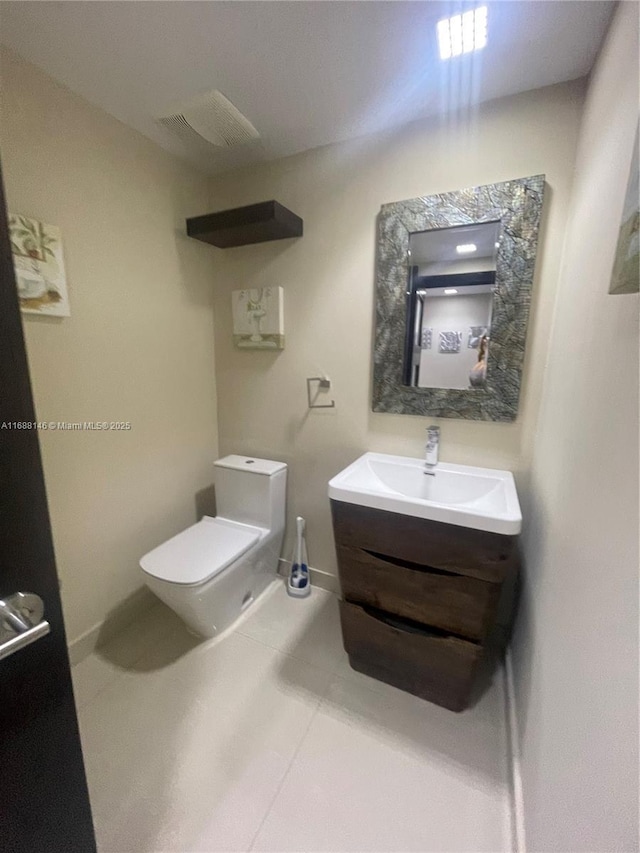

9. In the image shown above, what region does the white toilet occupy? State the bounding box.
[140,455,287,638]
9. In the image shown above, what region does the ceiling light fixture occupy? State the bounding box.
[444,288,458,295]
[437,6,487,60]
[456,243,477,254]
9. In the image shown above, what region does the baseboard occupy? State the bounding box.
[67,586,157,666]
[504,652,527,853]
[68,623,102,667]
[277,558,340,595]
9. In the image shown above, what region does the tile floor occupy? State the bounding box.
[73,582,512,853]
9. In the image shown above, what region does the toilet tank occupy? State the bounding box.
[213,455,287,533]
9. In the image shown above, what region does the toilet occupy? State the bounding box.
[140,455,287,638]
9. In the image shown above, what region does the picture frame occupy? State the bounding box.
[232,286,284,349]
[9,214,70,316]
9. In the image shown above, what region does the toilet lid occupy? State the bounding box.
[140,518,261,586]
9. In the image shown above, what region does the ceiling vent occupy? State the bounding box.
[157,90,259,149]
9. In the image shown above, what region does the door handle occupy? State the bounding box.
[0,592,50,661]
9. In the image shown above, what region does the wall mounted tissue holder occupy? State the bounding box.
[307,377,335,409]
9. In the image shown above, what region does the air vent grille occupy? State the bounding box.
[158,113,210,147]
[157,90,259,149]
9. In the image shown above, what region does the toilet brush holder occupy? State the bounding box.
[287,516,310,598]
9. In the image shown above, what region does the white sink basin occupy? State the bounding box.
[328,452,521,535]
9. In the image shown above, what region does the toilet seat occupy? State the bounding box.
[140,517,261,586]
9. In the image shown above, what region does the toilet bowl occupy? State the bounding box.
[140,455,287,638]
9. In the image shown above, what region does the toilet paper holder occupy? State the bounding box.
[307,377,335,409]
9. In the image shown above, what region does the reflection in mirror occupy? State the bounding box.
[404,222,502,390]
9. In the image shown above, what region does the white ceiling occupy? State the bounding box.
[0,1,614,175]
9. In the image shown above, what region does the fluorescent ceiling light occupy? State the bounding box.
[456,243,477,254]
[437,6,487,60]
[444,288,458,295]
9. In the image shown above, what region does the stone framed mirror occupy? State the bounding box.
[372,175,545,421]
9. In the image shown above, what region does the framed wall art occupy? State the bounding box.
[9,214,70,316]
[232,286,284,349]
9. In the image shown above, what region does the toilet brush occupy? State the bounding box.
[287,516,310,598]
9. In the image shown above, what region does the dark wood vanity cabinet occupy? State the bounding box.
[331,500,519,712]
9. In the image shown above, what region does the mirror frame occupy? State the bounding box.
[372,174,545,422]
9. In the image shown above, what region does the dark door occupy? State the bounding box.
[0,162,96,851]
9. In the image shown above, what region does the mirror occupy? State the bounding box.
[373,175,545,422]
[405,222,501,390]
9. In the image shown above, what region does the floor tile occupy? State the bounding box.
[79,625,331,852]
[251,706,510,853]
[71,601,184,709]
[237,582,345,674]
[87,728,290,853]
[76,585,512,853]
[322,662,509,788]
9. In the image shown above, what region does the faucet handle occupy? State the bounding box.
[424,425,439,473]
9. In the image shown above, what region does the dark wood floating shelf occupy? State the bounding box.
[186,200,303,248]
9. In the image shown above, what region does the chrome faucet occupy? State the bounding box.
[424,425,440,475]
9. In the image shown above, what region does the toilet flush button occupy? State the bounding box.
[245,460,255,464]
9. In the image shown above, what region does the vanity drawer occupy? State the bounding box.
[339,600,483,712]
[336,545,500,641]
[331,499,517,584]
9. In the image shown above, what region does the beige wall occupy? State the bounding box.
[208,80,584,573]
[512,4,639,850]
[0,48,219,647]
